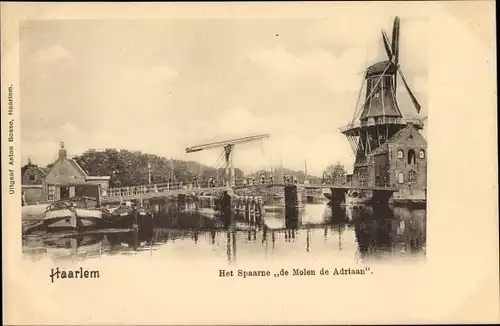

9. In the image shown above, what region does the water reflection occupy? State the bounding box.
[23,204,426,263]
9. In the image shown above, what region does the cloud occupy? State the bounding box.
[217,107,263,135]
[250,45,368,93]
[149,65,179,82]
[21,18,429,178]
[297,15,387,51]
[34,45,70,65]
[412,75,428,95]
[122,65,178,85]
[21,140,61,166]
[185,108,356,176]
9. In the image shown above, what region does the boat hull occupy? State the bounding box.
[103,207,154,230]
[103,212,136,229]
[44,208,103,232]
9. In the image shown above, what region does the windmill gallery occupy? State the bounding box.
[21,17,426,237]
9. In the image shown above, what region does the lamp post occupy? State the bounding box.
[148,161,152,184]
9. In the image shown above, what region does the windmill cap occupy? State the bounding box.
[366,60,397,78]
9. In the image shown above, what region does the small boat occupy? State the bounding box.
[103,203,136,228]
[103,202,154,229]
[43,197,103,232]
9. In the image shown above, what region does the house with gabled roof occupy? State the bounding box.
[43,142,111,201]
[22,143,110,205]
[21,158,49,205]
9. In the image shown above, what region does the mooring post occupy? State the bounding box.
[133,209,138,230]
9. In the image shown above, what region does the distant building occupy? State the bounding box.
[21,143,110,205]
[21,159,48,204]
[21,158,48,185]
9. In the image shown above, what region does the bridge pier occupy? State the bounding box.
[371,190,393,206]
[285,185,300,228]
[221,191,233,229]
[284,185,298,209]
[177,194,186,212]
[329,188,347,205]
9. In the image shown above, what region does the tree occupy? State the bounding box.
[322,162,347,185]
[72,148,246,188]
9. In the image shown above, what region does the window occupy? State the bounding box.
[398,172,404,184]
[408,170,417,183]
[407,149,416,164]
[397,150,404,159]
[419,149,425,159]
[47,184,55,201]
[28,174,36,182]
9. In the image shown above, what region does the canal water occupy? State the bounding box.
[22,204,426,264]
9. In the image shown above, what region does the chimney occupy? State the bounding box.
[59,142,67,160]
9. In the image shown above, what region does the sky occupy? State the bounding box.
[20,11,428,176]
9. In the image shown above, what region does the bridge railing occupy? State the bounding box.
[106,182,185,198]
[103,179,398,200]
[105,180,231,198]
[104,177,304,199]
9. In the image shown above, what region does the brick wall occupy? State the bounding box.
[388,137,427,191]
[22,187,45,204]
[374,153,390,186]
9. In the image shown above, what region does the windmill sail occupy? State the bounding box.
[381,17,421,114]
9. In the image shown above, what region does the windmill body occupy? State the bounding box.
[340,17,427,205]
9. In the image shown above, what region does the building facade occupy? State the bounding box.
[351,123,427,200]
[21,143,110,205]
[21,159,48,204]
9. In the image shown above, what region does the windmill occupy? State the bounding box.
[341,16,425,161]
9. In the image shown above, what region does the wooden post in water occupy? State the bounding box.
[133,209,138,230]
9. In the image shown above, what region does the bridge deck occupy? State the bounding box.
[101,180,398,204]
